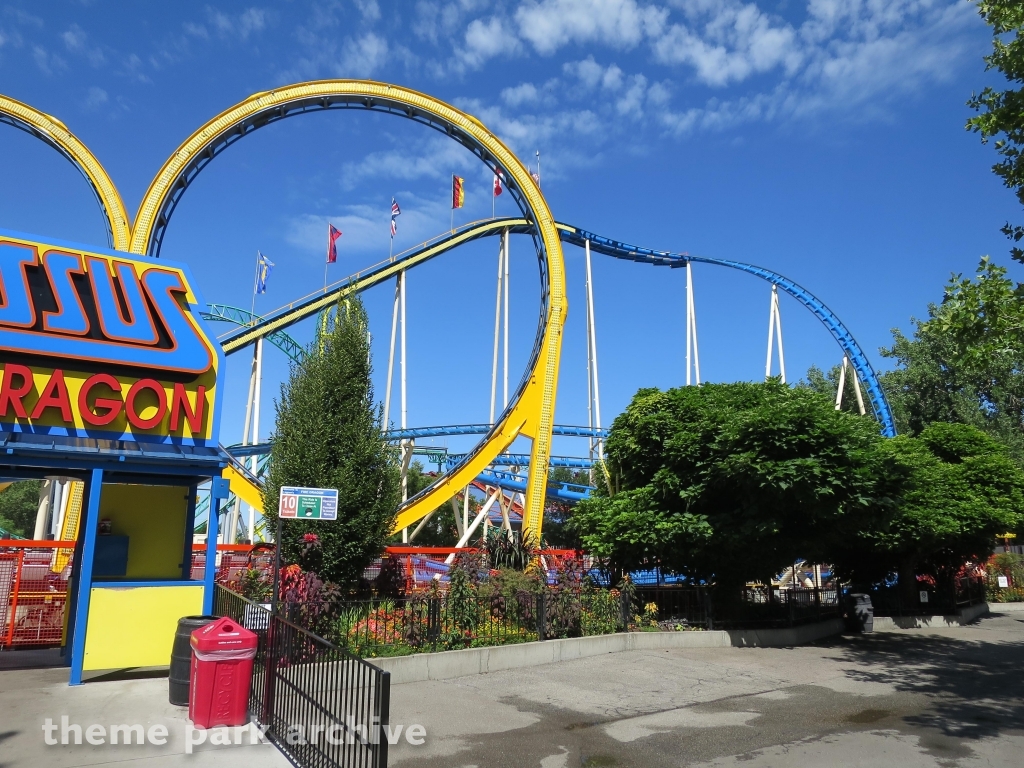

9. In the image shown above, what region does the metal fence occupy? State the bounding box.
[268,583,843,657]
[0,541,75,648]
[216,586,391,768]
[869,576,986,617]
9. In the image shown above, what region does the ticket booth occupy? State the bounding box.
[0,227,227,684]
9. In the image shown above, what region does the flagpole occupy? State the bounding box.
[250,251,259,324]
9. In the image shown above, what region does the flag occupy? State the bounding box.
[452,175,465,209]
[327,223,342,264]
[254,251,274,294]
[531,171,540,187]
[493,171,503,197]
[390,197,401,238]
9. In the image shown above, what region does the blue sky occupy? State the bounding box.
[0,0,1019,458]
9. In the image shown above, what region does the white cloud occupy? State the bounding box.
[564,56,626,90]
[340,32,389,77]
[84,86,108,110]
[460,16,521,68]
[654,3,802,87]
[502,82,540,106]
[616,74,648,117]
[516,0,668,55]
[32,45,66,75]
[206,6,267,41]
[353,0,382,22]
[62,23,106,66]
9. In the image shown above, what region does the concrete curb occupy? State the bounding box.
[373,619,845,685]
[989,601,1024,613]
[873,601,991,631]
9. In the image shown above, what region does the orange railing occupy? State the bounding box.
[0,541,75,648]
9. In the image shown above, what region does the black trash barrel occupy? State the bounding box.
[845,594,874,633]
[169,615,218,706]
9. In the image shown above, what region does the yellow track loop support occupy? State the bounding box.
[0,95,131,250]
[129,81,567,542]
[222,464,265,512]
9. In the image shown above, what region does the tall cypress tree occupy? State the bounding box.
[262,296,400,588]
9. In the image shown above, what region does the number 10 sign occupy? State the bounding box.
[278,486,339,520]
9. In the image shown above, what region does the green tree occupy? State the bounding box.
[262,297,400,588]
[570,382,899,589]
[880,258,1024,458]
[867,423,1024,597]
[0,481,42,538]
[968,1,1024,262]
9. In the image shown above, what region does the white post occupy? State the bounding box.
[835,356,848,410]
[686,262,701,385]
[765,287,777,380]
[33,479,54,541]
[446,489,502,561]
[409,509,436,542]
[400,269,410,542]
[851,361,867,416]
[462,484,470,535]
[248,337,263,543]
[774,287,786,384]
[503,229,510,409]
[490,237,504,423]
[383,276,400,431]
[585,239,604,461]
[451,497,465,538]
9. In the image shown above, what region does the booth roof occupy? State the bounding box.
[0,432,225,475]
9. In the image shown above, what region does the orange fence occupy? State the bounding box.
[0,541,270,650]
[0,541,75,649]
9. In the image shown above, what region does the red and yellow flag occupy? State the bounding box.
[452,174,465,209]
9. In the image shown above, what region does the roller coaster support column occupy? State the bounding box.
[503,229,510,409]
[584,239,604,466]
[765,284,786,383]
[400,269,410,542]
[685,262,702,386]
[250,337,264,542]
[835,356,867,415]
[490,233,505,424]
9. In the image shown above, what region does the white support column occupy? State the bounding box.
[835,356,848,410]
[765,285,786,383]
[851,361,867,416]
[33,479,54,541]
[451,497,465,538]
[248,337,263,543]
[685,262,701,385]
[447,489,502,561]
[501,228,509,409]
[409,508,435,542]
[585,239,604,462]
[383,276,400,431]
[399,270,410,542]
[462,484,470,535]
[490,237,504,424]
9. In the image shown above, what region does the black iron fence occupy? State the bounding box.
[268,584,842,657]
[216,586,391,768]
[869,576,986,617]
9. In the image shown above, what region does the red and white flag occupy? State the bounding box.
[327,223,342,263]
[493,171,503,197]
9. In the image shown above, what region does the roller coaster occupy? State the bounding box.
[0,81,895,551]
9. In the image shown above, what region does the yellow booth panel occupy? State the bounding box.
[100,484,189,579]
[83,585,203,671]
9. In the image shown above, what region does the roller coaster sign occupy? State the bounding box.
[0,228,223,446]
[278,487,338,520]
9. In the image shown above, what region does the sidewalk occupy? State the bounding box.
[0,661,290,767]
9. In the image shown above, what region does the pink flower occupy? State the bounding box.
[303,533,320,544]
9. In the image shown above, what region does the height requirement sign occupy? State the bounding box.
[278,487,338,520]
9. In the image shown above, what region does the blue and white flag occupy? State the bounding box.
[254,251,275,294]
[390,198,401,238]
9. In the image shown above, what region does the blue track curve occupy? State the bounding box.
[557,225,896,437]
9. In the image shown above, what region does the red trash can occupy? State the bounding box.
[188,616,258,728]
